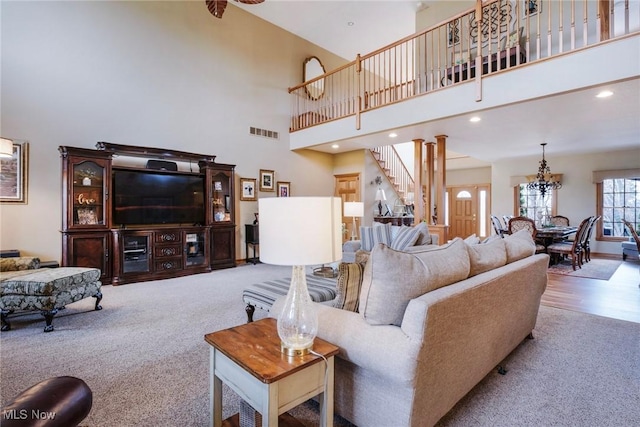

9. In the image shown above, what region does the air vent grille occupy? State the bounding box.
[249,127,279,140]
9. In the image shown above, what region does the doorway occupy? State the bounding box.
[334,173,361,243]
[447,184,490,240]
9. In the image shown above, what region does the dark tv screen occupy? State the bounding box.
[112,169,205,226]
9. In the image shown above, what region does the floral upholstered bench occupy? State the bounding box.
[0,257,102,332]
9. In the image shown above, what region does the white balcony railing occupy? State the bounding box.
[289,0,639,132]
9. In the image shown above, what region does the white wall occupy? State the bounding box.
[0,1,346,261]
[492,147,640,255]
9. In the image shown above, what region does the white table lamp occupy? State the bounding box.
[344,201,364,241]
[259,197,342,356]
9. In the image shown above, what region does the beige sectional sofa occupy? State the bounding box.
[273,230,549,427]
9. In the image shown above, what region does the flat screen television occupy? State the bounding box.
[112,168,205,226]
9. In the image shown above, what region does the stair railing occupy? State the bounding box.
[370,146,414,207]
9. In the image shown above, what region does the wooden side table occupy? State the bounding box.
[204,318,340,427]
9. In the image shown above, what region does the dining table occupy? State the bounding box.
[535,226,579,250]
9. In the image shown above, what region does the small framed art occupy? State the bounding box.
[240,178,257,201]
[276,181,290,197]
[0,141,29,204]
[259,169,274,192]
[524,0,540,16]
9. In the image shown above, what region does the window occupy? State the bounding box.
[517,184,556,227]
[598,178,640,240]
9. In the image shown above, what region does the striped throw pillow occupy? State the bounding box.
[360,223,392,251]
[390,226,421,250]
[333,262,365,312]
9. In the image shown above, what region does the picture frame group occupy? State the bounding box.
[241,169,291,202]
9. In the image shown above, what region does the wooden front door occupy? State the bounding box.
[449,186,478,240]
[335,173,360,243]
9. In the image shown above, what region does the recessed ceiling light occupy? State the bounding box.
[331,144,339,149]
[469,116,481,122]
[347,22,354,26]
[389,133,398,138]
[596,90,613,98]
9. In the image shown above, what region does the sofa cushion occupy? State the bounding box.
[413,221,433,245]
[504,229,536,263]
[390,226,422,250]
[463,233,481,245]
[333,262,365,312]
[360,223,392,251]
[359,238,470,326]
[466,237,507,276]
[0,257,40,272]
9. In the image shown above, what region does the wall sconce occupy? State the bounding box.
[371,176,382,186]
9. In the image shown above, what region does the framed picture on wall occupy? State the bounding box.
[240,178,257,201]
[276,181,290,197]
[259,169,275,192]
[0,141,29,204]
[524,0,540,16]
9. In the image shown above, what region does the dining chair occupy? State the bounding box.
[491,215,506,237]
[546,217,591,270]
[581,216,600,263]
[549,215,570,226]
[502,215,514,230]
[622,219,640,288]
[507,216,546,253]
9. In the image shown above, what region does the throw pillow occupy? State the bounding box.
[413,221,432,246]
[390,226,421,250]
[0,257,40,272]
[359,238,470,326]
[360,222,392,251]
[333,262,365,312]
[463,233,481,245]
[466,238,507,277]
[504,229,536,263]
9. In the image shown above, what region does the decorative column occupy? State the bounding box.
[428,135,449,243]
[412,139,425,222]
[425,142,435,224]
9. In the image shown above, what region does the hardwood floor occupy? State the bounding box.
[541,256,640,323]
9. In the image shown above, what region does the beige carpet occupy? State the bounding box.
[1,263,638,426]
[547,258,622,280]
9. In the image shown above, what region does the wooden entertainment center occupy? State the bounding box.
[59,143,236,285]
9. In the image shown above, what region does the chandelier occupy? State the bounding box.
[527,143,561,198]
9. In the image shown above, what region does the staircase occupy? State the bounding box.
[370,146,414,205]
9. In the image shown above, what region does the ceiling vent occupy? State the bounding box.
[250,127,279,140]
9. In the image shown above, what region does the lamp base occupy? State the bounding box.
[280,342,312,357]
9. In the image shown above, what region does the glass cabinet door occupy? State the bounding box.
[185,231,206,267]
[72,160,106,227]
[211,171,233,224]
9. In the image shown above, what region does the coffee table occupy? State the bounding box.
[204,318,340,427]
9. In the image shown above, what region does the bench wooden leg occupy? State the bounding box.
[1,309,13,331]
[41,308,59,332]
[245,303,255,323]
[94,291,103,310]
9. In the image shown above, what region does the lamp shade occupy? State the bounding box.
[259,197,342,266]
[375,189,386,201]
[0,138,13,159]
[344,201,364,218]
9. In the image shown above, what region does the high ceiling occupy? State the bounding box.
[230,1,639,167]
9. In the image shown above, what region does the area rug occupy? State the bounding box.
[546,258,622,280]
[1,264,638,426]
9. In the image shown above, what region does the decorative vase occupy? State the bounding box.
[82,177,91,186]
[277,265,318,356]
